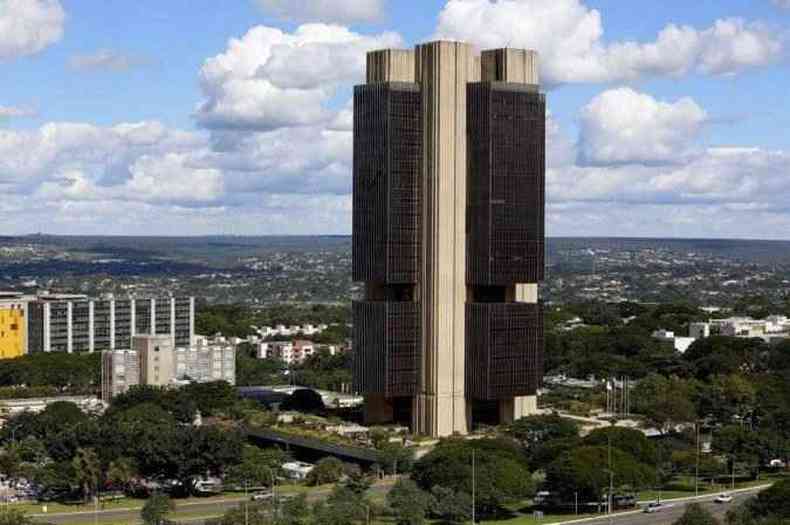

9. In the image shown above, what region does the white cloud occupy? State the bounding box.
[0,0,65,60]
[435,0,783,85]
[68,49,149,72]
[196,24,401,130]
[254,0,385,24]
[578,88,707,165]
[0,105,35,118]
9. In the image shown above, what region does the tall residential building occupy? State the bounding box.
[102,335,236,400]
[353,43,545,437]
[101,349,140,402]
[0,293,26,359]
[27,296,194,353]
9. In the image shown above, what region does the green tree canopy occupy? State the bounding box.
[545,445,656,503]
[412,438,534,516]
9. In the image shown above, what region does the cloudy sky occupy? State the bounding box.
[1,0,789,238]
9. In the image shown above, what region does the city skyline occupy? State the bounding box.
[1,0,789,238]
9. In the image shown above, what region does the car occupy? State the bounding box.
[644,502,668,513]
[251,491,274,501]
[715,493,733,504]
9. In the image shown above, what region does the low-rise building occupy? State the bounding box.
[101,334,236,400]
[256,340,315,365]
[281,461,314,481]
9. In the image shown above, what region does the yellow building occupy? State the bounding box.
[0,303,25,359]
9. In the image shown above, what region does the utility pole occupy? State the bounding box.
[608,434,614,524]
[731,456,736,491]
[472,449,476,525]
[244,480,249,525]
[695,422,700,497]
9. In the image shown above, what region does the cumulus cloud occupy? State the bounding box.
[578,88,707,165]
[435,0,783,85]
[195,24,401,130]
[0,0,65,60]
[254,0,385,24]
[68,49,149,72]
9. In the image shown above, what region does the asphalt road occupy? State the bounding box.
[31,482,395,524]
[577,490,760,525]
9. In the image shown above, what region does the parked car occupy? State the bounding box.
[715,493,733,504]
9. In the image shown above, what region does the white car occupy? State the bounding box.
[251,491,274,501]
[644,502,668,513]
[715,493,733,504]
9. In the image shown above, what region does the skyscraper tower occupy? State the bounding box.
[353,42,545,437]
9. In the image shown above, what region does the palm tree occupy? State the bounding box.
[72,448,101,503]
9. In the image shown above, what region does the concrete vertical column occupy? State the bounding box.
[88,301,95,353]
[130,299,136,337]
[483,48,542,423]
[109,300,116,350]
[66,302,73,354]
[366,49,415,83]
[189,297,195,346]
[413,41,472,437]
[43,303,51,353]
[170,298,176,346]
[150,299,156,335]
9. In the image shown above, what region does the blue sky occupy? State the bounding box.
[1,0,789,238]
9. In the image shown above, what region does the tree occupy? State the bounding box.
[387,479,433,525]
[107,457,137,494]
[312,485,374,525]
[545,446,655,503]
[582,427,657,466]
[180,381,238,417]
[305,457,345,486]
[412,439,534,516]
[674,503,720,525]
[430,486,472,524]
[225,446,285,489]
[377,444,415,475]
[141,493,174,525]
[509,414,579,446]
[632,374,697,433]
[72,448,101,502]
[699,374,757,425]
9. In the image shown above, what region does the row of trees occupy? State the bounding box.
[0,382,285,501]
[195,303,350,340]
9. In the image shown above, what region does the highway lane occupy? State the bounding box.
[574,490,760,525]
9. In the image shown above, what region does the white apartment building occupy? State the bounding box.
[27,295,194,353]
[256,340,315,365]
[101,335,236,400]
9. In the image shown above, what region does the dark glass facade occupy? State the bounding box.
[353,81,423,398]
[467,82,545,285]
[352,82,422,284]
[353,301,420,397]
[465,302,543,400]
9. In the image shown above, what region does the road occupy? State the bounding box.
[575,489,761,525]
[31,481,395,524]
